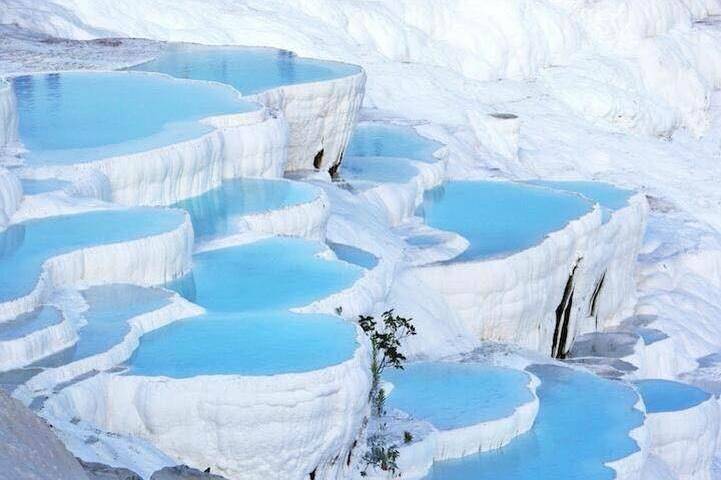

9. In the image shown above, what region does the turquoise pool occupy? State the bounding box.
[174,178,317,241]
[423,365,644,480]
[13,71,255,166]
[128,237,363,378]
[346,123,442,163]
[0,208,186,303]
[635,379,711,413]
[341,155,419,186]
[20,179,71,195]
[527,181,633,222]
[385,362,534,430]
[419,181,593,262]
[0,307,63,342]
[128,45,360,95]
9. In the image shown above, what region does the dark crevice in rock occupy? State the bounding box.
[552,262,579,359]
[328,148,343,178]
[309,467,317,480]
[590,271,606,329]
[313,148,324,169]
[347,439,357,466]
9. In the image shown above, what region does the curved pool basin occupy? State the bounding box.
[128,45,361,95]
[12,71,255,166]
[341,155,419,187]
[0,306,62,341]
[385,362,534,430]
[129,311,357,378]
[173,178,318,240]
[20,178,71,195]
[346,123,442,163]
[419,181,593,262]
[635,379,711,413]
[527,180,633,222]
[328,242,378,270]
[128,237,363,378]
[179,238,362,312]
[423,364,644,480]
[0,208,187,303]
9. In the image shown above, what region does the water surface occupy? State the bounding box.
[635,379,710,413]
[346,123,442,163]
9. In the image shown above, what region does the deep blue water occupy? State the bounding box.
[128,45,360,95]
[419,181,593,261]
[13,71,254,165]
[635,379,711,413]
[423,365,644,480]
[385,362,534,430]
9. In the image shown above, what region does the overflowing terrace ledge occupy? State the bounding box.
[634,380,719,480]
[176,177,330,246]
[0,167,21,229]
[8,71,287,207]
[128,44,366,174]
[414,181,648,357]
[42,238,374,480]
[0,79,19,155]
[370,362,540,480]
[0,207,193,322]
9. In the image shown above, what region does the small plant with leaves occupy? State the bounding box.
[358,309,416,477]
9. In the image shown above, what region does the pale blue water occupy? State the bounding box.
[328,242,378,270]
[0,208,186,303]
[423,365,644,480]
[385,362,533,430]
[128,45,360,95]
[342,156,419,186]
[419,181,593,261]
[179,238,362,312]
[65,285,173,361]
[527,181,633,212]
[635,379,711,413]
[20,178,71,195]
[13,72,254,165]
[130,311,356,377]
[0,307,62,341]
[636,328,668,345]
[174,178,317,240]
[346,123,442,163]
[128,237,363,377]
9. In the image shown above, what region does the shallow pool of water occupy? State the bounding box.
[128,237,363,377]
[635,379,710,413]
[20,178,71,195]
[128,45,360,95]
[129,311,357,377]
[0,208,186,303]
[419,181,593,262]
[13,72,254,165]
[423,365,643,480]
[328,242,378,270]
[385,362,533,430]
[173,178,317,240]
[346,123,442,163]
[527,181,633,222]
[0,307,62,341]
[341,156,419,186]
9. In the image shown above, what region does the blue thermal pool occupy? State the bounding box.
[128,237,363,378]
[20,178,71,195]
[635,379,711,413]
[128,45,360,95]
[0,306,62,342]
[13,71,254,166]
[341,156,419,187]
[419,181,593,262]
[384,362,534,430]
[423,365,644,480]
[328,242,378,270]
[0,208,186,303]
[527,180,633,222]
[346,123,442,163]
[174,178,318,241]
